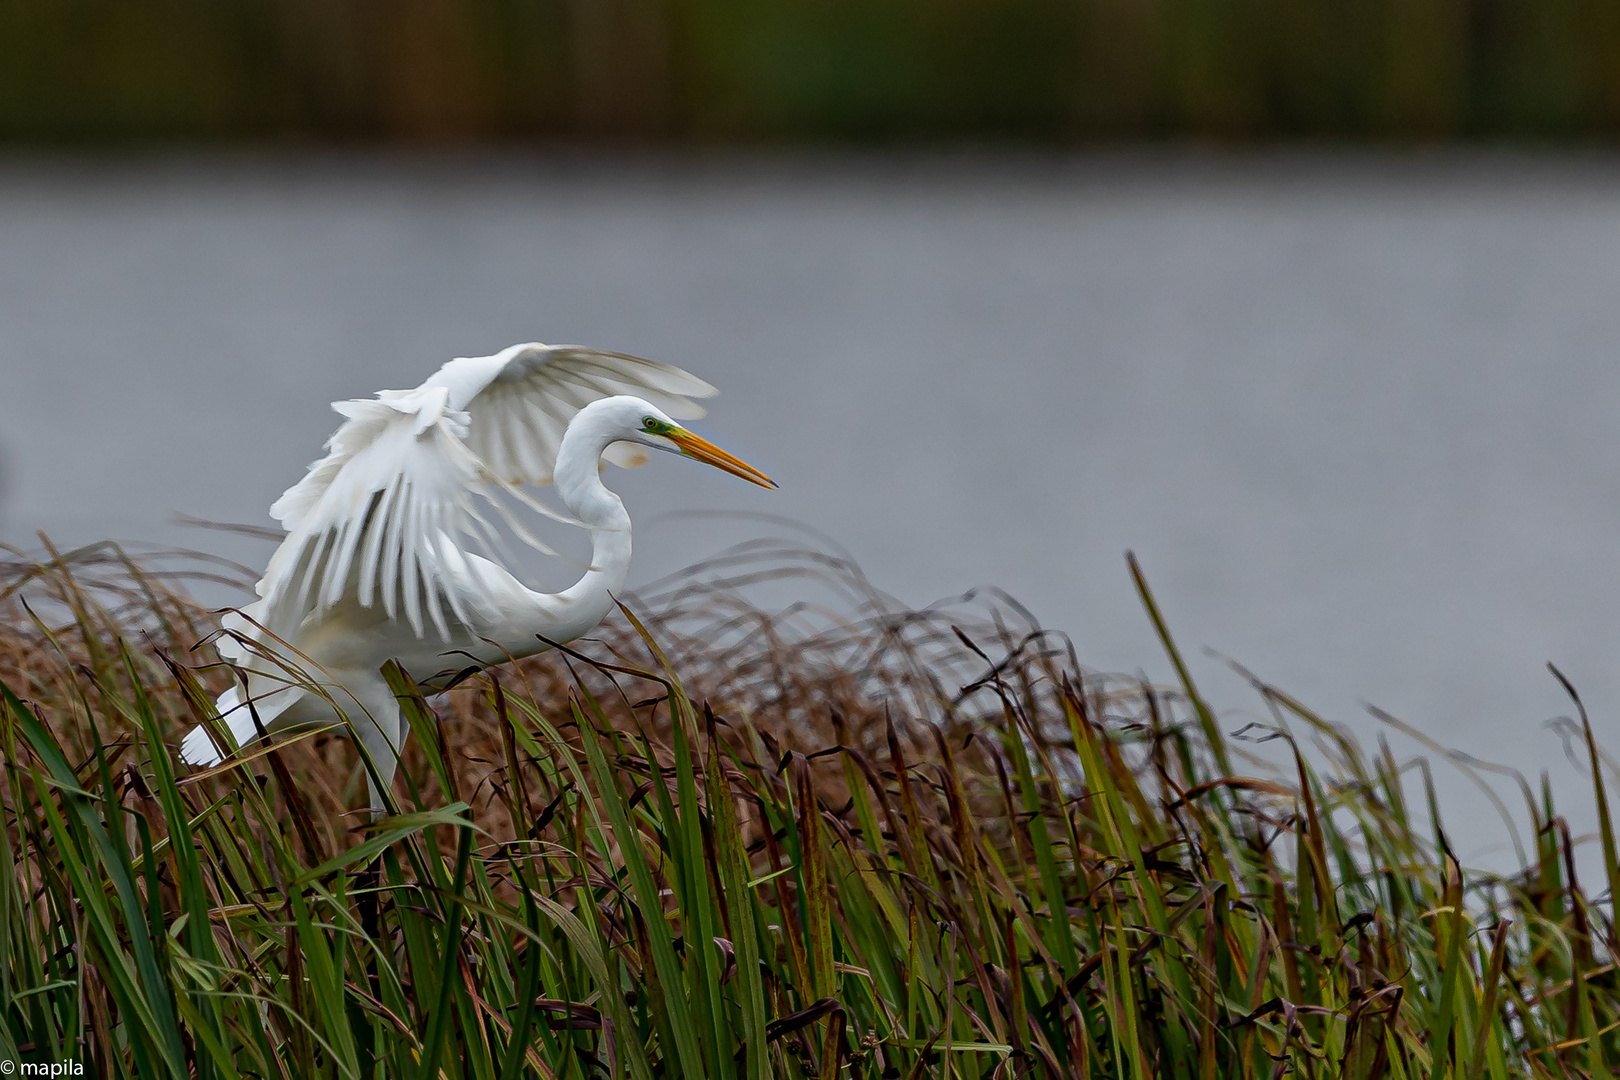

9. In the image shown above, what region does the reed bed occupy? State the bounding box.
[2,537,1618,1078]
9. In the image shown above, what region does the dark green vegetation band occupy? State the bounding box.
[4,0,1620,142]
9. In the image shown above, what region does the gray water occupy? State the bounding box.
[5,149,1620,866]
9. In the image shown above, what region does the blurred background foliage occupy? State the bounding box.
[4,0,1620,144]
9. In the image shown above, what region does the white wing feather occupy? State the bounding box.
[235,344,716,652]
[457,346,715,485]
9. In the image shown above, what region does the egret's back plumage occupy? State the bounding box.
[178,343,755,811]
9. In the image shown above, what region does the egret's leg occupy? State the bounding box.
[339,672,406,816]
[339,672,396,1080]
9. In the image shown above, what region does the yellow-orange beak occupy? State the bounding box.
[668,428,776,489]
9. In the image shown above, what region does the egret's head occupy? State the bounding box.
[611,398,776,489]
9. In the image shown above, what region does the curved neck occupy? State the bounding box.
[552,409,633,604]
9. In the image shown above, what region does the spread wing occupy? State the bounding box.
[446,345,715,484]
[228,343,717,655]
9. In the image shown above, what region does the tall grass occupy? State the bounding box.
[3,0,1620,143]
[3,537,1620,1077]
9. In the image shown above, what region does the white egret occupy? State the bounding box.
[178,342,773,811]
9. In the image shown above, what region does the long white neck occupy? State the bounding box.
[550,407,634,611]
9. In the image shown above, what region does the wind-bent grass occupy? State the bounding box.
[3,538,1619,1078]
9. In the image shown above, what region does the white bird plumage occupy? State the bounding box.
[179,342,773,812]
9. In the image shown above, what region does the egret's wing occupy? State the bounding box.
[245,342,717,647]
[252,383,544,647]
[448,344,717,486]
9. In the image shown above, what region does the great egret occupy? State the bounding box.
[178,342,773,811]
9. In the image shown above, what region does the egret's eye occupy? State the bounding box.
[642,416,663,434]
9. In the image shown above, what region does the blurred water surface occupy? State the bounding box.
[4,149,1620,863]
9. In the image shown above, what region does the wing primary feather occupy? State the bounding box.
[413,499,436,636]
[423,505,451,641]
[464,495,526,582]
[481,487,589,569]
[357,476,401,609]
[501,389,531,482]
[563,368,705,419]
[543,378,598,414]
[290,530,333,627]
[493,477,582,530]
[474,385,508,480]
[438,533,475,627]
[498,397,529,483]
[553,348,718,399]
[321,511,361,610]
[401,496,425,637]
[564,369,647,402]
[522,406,563,484]
[379,479,407,622]
[509,400,545,483]
[463,498,512,573]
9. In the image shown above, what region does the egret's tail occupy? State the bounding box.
[178,683,302,767]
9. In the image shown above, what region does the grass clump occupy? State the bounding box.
[2,538,1620,1078]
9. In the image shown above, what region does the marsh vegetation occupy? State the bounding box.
[2,539,1618,1077]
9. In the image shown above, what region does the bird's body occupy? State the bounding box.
[179,343,772,811]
